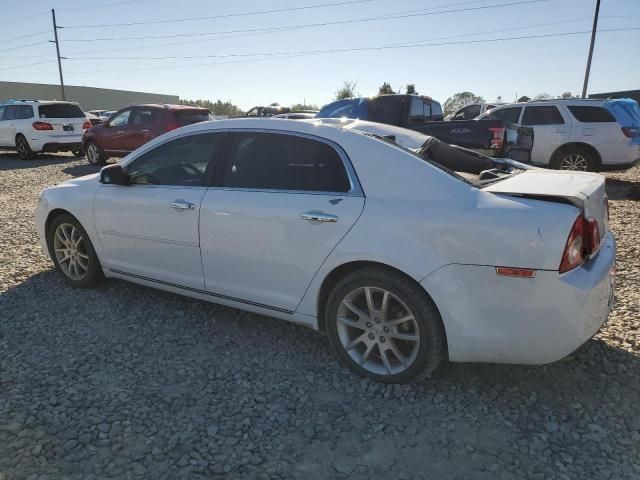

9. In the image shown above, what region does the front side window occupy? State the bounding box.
[522,106,564,125]
[109,109,131,127]
[453,104,481,120]
[222,132,351,193]
[430,101,443,119]
[568,106,616,123]
[409,97,425,122]
[126,133,223,186]
[484,106,522,124]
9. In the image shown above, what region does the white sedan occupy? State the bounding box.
[35,118,616,383]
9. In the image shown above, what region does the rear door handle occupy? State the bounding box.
[300,211,338,223]
[169,199,195,210]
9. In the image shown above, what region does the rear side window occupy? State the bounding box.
[131,108,161,125]
[522,106,564,125]
[568,106,616,122]
[38,104,85,118]
[369,96,403,126]
[409,97,432,122]
[12,105,34,119]
[222,132,351,193]
[453,104,481,120]
[127,133,223,186]
[174,110,213,126]
[484,106,522,123]
[317,98,368,119]
[2,105,17,120]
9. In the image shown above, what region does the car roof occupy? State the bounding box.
[2,99,80,106]
[127,103,210,110]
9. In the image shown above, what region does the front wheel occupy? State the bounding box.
[16,135,35,160]
[86,141,105,166]
[47,214,104,288]
[325,268,446,384]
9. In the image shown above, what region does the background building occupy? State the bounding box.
[0,81,179,110]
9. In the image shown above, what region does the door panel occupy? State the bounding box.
[200,190,364,311]
[101,109,132,153]
[522,106,569,165]
[94,185,206,288]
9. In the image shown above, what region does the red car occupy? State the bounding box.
[83,104,213,165]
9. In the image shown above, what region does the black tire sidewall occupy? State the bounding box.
[47,214,104,288]
[325,269,443,384]
[16,135,33,160]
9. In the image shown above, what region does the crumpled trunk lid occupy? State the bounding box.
[483,170,608,239]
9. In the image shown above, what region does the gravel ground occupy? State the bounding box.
[1,152,639,480]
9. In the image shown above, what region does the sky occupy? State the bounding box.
[1,0,639,110]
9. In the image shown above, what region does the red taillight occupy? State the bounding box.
[82,120,92,130]
[559,215,601,273]
[32,121,53,131]
[489,127,505,150]
[166,121,180,132]
[621,126,640,138]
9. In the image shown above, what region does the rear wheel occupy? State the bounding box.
[325,267,446,384]
[47,214,104,288]
[552,147,596,172]
[86,141,105,166]
[16,135,35,160]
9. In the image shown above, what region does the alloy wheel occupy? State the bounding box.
[87,144,100,164]
[17,139,27,158]
[560,153,589,171]
[336,286,421,376]
[53,223,89,280]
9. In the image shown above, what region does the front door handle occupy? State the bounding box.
[300,211,338,223]
[169,199,195,210]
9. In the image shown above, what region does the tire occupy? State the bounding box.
[86,140,106,166]
[16,135,35,160]
[47,213,104,288]
[325,267,446,384]
[551,146,596,172]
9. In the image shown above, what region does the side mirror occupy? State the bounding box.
[100,164,129,186]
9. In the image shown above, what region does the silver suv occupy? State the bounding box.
[0,100,89,160]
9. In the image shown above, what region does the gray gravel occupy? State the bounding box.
[1,152,639,480]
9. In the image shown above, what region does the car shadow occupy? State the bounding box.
[605,178,640,201]
[0,152,81,171]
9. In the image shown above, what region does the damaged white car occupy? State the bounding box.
[36,118,615,383]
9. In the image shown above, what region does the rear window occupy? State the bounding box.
[522,106,564,125]
[568,106,615,122]
[38,104,85,118]
[317,98,368,119]
[174,109,212,126]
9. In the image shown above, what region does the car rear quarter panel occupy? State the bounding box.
[296,136,581,320]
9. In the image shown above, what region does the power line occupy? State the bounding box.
[62,0,545,42]
[62,0,377,29]
[0,41,49,54]
[2,30,50,43]
[66,26,639,74]
[1,60,56,72]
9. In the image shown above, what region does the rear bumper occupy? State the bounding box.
[29,134,83,152]
[421,231,616,364]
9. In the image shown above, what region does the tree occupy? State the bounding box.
[180,98,243,117]
[406,83,417,95]
[335,81,357,100]
[291,103,319,112]
[517,96,531,102]
[496,96,502,103]
[378,82,395,95]
[533,93,552,101]
[561,91,573,99]
[442,92,485,116]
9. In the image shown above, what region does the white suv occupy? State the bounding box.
[0,100,90,160]
[477,98,640,171]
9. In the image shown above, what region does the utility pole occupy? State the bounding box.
[50,9,66,100]
[581,0,600,99]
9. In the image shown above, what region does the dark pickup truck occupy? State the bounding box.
[316,94,533,162]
